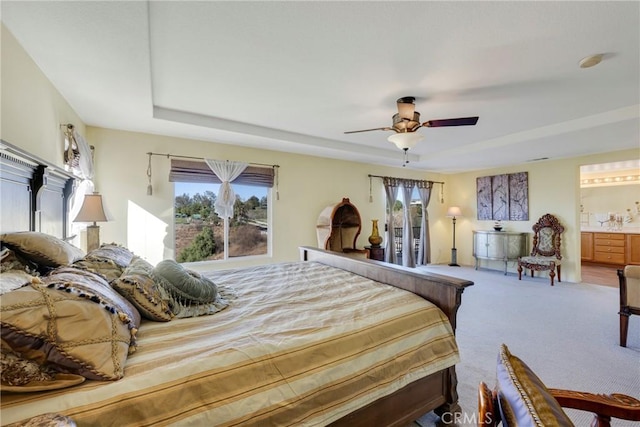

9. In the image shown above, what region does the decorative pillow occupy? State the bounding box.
[71,257,123,283]
[152,259,229,318]
[0,232,84,268]
[112,257,174,322]
[153,259,218,303]
[496,344,574,427]
[0,271,39,295]
[72,244,135,283]
[5,413,77,427]
[0,267,140,381]
[1,247,40,275]
[86,244,135,269]
[1,346,57,386]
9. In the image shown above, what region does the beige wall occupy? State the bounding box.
[86,127,445,267]
[3,22,639,282]
[1,24,85,163]
[581,185,640,227]
[445,148,639,282]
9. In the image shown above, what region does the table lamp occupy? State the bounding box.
[73,192,108,251]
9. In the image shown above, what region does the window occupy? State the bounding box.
[170,159,274,262]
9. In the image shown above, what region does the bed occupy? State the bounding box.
[0,140,473,426]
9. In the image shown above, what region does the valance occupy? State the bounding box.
[169,159,275,187]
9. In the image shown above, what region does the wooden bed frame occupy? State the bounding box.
[0,140,474,426]
[301,247,473,426]
[0,140,75,239]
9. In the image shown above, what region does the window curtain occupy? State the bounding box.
[64,129,95,245]
[204,160,248,218]
[401,180,416,268]
[416,181,433,265]
[383,177,400,264]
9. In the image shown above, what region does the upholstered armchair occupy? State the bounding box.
[478,344,640,427]
[517,213,564,286]
[618,265,640,347]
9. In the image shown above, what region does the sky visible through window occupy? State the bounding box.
[174,182,265,200]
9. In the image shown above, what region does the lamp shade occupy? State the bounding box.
[73,193,108,224]
[446,206,462,218]
[387,132,423,150]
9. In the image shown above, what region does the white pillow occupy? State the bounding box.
[0,270,37,295]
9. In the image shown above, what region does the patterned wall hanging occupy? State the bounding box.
[477,172,529,220]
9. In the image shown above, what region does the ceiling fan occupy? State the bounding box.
[345,96,479,164]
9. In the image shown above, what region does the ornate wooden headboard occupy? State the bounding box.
[0,140,75,239]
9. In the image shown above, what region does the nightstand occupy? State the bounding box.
[365,246,385,261]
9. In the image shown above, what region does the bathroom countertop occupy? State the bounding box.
[580,227,640,234]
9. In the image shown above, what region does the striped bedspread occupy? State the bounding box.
[1,262,459,426]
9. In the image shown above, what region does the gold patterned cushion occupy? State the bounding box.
[85,244,135,268]
[1,232,84,268]
[112,257,173,322]
[496,344,574,426]
[0,267,140,380]
[72,244,136,283]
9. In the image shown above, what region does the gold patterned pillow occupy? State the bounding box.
[1,267,140,380]
[496,344,574,426]
[1,232,84,268]
[112,257,174,322]
[85,244,135,268]
[72,244,136,283]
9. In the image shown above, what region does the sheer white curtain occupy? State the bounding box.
[66,130,95,245]
[401,180,416,268]
[204,160,248,218]
[383,177,400,264]
[416,182,433,265]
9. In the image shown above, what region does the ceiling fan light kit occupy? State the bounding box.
[388,132,423,150]
[344,96,479,164]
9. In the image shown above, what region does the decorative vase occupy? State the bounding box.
[368,219,383,247]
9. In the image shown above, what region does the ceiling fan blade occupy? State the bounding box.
[344,127,392,134]
[422,116,479,128]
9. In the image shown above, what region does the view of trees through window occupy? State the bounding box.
[387,189,423,262]
[389,188,423,228]
[174,182,268,262]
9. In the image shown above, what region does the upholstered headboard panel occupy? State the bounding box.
[0,140,75,238]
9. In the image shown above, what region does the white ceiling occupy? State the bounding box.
[2,1,639,173]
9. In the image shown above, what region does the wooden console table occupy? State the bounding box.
[473,231,528,275]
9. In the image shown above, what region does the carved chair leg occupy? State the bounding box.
[557,265,562,282]
[530,269,534,278]
[620,311,629,347]
[518,264,523,280]
[549,269,555,286]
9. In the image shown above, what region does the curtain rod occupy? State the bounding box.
[147,151,279,169]
[368,174,444,185]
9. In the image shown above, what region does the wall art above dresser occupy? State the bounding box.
[477,172,529,221]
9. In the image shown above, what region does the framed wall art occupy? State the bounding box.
[476,172,529,221]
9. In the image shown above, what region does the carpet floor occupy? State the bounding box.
[411,264,640,427]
